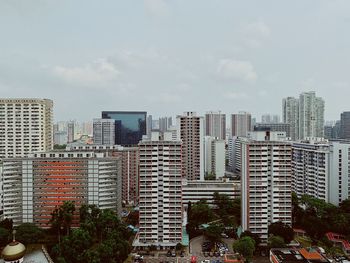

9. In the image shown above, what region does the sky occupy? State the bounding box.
[1,0,350,122]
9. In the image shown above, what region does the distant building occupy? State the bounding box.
[177,112,204,181]
[159,116,173,132]
[340,111,350,139]
[146,115,152,138]
[270,248,330,263]
[282,96,299,140]
[204,136,225,179]
[67,121,75,143]
[261,114,280,123]
[241,131,291,242]
[101,111,147,146]
[93,118,115,145]
[205,111,226,140]
[231,112,251,137]
[1,151,122,227]
[136,132,182,248]
[254,122,290,138]
[0,98,53,159]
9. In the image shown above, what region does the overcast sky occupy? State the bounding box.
[1,0,350,122]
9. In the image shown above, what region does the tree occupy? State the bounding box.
[15,223,44,245]
[60,228,92,263]
[268,235,285,248]
[176,243,183,251]
[241,231,261,247]
[61,201,76,235]
[232,236,255,262]
[0,227,10,247]
[205,223,224,242]
[190,200,215,225]
[268,222,294,244]
[0,218,13,231]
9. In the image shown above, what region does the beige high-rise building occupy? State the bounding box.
[205,111,226,140]
[176,112,204,181]
[0,98,53,159]
[231,112,252,137]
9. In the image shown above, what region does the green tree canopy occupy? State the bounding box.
[268,221,294,244]
[232,236,255,262]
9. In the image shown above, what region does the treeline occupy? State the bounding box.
[50,202,133,263]
[293,193,350,240]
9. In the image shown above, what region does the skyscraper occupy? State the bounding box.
[282,92,325,140]
[101,111,147,146]
[205,111,226,140]
[93,118,115,145]
[177,112,204,181]
[340,112,350,139]
[241,131,292,242]
[204,136,225,179]
[136,132,182,248]
[231,112,252,137]
[159,116,173,132]
[299,91,325,139]
[261,114,280,123]
[282,97,299,140]
[0,98,53,159]
[67,121,75,143]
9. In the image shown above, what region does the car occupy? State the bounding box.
[204,251,209,257]
[209,251,214,257]
[221,233,228,238]
[180,251,185,257]
[171,250,176,257]
[201,260,210,263]
[214,251,220,257]
[166,250,172,257]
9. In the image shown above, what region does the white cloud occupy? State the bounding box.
[241,21,271,48]
[217,59,257,83]
[53,59,121,86]
[144,0,169,17]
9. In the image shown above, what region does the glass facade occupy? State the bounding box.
[102,111,147,146]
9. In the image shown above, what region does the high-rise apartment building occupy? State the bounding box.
[204,136,225,179]
[0,98,53,159]
[93,118,115,145]
[340,112,350,139]
[292,139,350,206]
[231,112,252,137]
[136,132,182,248]
[146,115,153,138]
[159,117,173,132]
[205,111,226,140]
[1,151,121,227]
[299,91,325,139]
[283,92,325,140]
[241,131,292,242]
[67,144,139,205]
[176,112,204,181]
[101,111,147,146]
[282,97,299,140]
[67,121,75,143]
[261,114,280,123]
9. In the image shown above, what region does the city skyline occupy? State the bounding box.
[1,1,350,121]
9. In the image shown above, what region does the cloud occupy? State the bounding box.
[225,91,248,100]
[217,59,257,83]
[241,21,271,48]
[53,59,121,86]
[144,0,169,18]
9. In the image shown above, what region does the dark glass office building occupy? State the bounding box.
[102,111,147,146]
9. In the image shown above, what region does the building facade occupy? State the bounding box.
[205,111,226,140]
[254,122,291,138]
[0,98,53,159]
[292,139,350,206]
[1,151,121,227]
[204,136,225,179]
[93,118,115,145]
[176,112,204,181]
[101,111,147,146]
[136,132,182,248]
[231,112,252,137]
[241,131,292,242]
[340,111,350,139]
[282,96,299,140]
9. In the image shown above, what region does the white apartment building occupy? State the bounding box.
[205,111,226,140]
[136,132,182,248]
[241,131,292,242]
[1,151,121,226]
[176,112,204,181]
[282,92,324,140]
[182,179,240,206]
[204,136,225,179]
[93,118,115,145]
[282,97,299,140]
[231,112,252,137]
[292,139,350,206]
[299,92,325,139]
[0,98,53,159]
